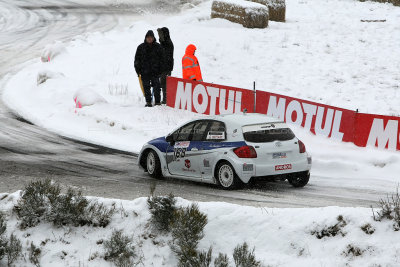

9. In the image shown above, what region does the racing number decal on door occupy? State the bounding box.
[174,147,186,160]
[173,141,190,161]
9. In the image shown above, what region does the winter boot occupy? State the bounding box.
[145,102,152,107]
[154,102,161,106]
[161,100,167,105]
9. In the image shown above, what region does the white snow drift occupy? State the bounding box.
[1,191,400,267]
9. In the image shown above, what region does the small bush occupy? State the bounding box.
[342,244,364,258]
[14,179,114,228]
[6,234,22,266]
[233,242,261,267]
[0,213,7,260]
[214,253,230,267]
[311,215,347,239]
[14,179,60,229]
[47,187,89,227]
[360,223,375,235]
[147,193,177,233]
[198,246,212,267]
[373,189,400,230]
[86,201,115,228]
[29,242,41,267]
[170,204,208,267]
[104,230,136,267]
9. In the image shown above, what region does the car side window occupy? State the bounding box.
[176,122,196,141]
[205,121,226,142]
[192,121,209,141]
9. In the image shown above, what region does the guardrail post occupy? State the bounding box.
[253,81,256,113]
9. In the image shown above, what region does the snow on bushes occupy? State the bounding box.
[4,180,400,266]
[40,42,66,62]
[211,0,269,28]
[36,70,64,85]
[73,88,107,107]
[40,41,66,62]
[14,179,115,229]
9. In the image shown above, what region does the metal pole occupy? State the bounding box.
[253,81,256,113]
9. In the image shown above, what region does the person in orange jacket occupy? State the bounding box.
[182,44,203,82]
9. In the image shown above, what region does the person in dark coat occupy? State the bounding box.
[134,30,164,107]
[157,27,174,104]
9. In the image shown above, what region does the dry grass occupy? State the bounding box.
[211,0,269,28]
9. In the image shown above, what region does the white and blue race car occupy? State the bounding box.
[138,114,312,189]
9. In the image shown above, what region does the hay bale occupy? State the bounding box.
[246,0,285,22]
[211,0,269,29]
[359,0,400,7]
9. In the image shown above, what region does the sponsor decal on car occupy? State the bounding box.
[272,152,287,159]
[203,159,210,168]
[175,141,190,148]
[243,163,253,172]
[185,159,191,169]
[275,164,292,171]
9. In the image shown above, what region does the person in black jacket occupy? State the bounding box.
[157,27,174,104]
[134,30,164,107]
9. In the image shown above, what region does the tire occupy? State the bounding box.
[215,161,242,190]
[146,150,162,179]
[288,171,310,188]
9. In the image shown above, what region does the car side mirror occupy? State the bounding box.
[166,134,174,144]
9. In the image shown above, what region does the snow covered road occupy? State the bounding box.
[0,0,397,208]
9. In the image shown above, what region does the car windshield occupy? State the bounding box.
[242,123,295,143]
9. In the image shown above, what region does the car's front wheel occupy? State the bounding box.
[146,150,162,179]
[288,171,310,187]
[215,161,242,190]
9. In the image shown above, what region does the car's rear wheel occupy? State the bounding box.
[215,161,242,190]
[288,171,310,187]
[146,150,162,179]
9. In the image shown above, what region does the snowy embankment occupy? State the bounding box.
[2,0,400,189]
[1,189,400,267]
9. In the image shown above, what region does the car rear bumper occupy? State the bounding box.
[229,152,311,184]
[254,155,311,177]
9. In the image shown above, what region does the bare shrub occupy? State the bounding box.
[147,193,177,233]
[14,179,60,229]
[233,242,261,267]
[214,253,230,267]
[342,244,364,258]
[104,230,137,267]
[6,234,22,266]
[372,188,400,230]
[29,242,41,267]
[198,246,212,267]
[0,213,7,260]
[311,215,347,239]
[360,223,375,235]
[170,204,208,267]
[14,179,114,228]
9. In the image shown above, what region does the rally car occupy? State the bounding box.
[138,113,312,189]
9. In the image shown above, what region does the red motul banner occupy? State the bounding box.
[166,77,254,115]
[166,77,400,151]
[255,90,356,143]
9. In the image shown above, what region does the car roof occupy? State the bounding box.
[209,113,283,127]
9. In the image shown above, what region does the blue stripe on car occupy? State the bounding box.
[148,137,246,153]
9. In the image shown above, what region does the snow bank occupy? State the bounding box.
[0,191,399,266]
[73,88,107,107]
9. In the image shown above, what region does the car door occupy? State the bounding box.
[166,121,207,178]
[198,120,227,181]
